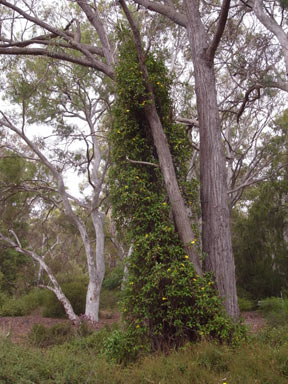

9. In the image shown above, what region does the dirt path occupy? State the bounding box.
[0,313,120,344]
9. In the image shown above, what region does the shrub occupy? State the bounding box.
[258,296,288,326]
[102,328,146,365]
[102,266,123,290]
[256,325,288,347]
[0,291,8,308]
[28,323,74,347]
[238,297,255,312]
[100,288,120,313]
[0,289,47,316]
[42,281,86,318]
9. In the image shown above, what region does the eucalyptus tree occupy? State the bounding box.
[0,2,203,279]
[0,58,110,322]
[0,0,250,318]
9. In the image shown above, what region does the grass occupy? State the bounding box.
[1,325,288,383]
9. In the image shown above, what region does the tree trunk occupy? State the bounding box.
[85,210,105,322]
[184,0,239,318]
[144,105,202,275]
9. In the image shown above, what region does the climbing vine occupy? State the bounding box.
[109,35,245,354]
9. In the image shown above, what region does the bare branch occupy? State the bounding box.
[0,47,113,77]
[126,155,159,167]
[207,0,231,62]
[132,0,187,27]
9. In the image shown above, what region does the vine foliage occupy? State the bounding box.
[108,36,245,356]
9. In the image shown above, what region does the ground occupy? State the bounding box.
[0,311,265,344]
[0,313,121,344]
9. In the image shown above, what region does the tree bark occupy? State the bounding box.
[184,0,239,318]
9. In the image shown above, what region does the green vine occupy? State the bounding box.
[108,36,245,354]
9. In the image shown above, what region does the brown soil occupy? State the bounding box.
[0,313,121,344]
[0,311,264,345]
[242,311,266,332]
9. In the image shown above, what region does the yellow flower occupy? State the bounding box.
[117,130,121,134]
[126,109,130,112]
[162,297,167,301]
[190,239,196,245]
[130,282,134,285]
[201,287,205,290]
[156,81,160,85]
[136,324,140,328]
[167,268,171,272]
[181,263,184,267]
[123,308,127,312]
[193,278,197,281]
[145,234,149,238]
[162,202,167,206]
[184,255,189,259]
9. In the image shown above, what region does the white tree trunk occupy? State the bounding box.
[0,231,79,323]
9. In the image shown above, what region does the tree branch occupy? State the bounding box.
[207,0,231,62]
[0,47,113,77]
[126,156,159,167]
[132,0,187,27]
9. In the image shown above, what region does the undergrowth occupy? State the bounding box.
[1,328,288,383]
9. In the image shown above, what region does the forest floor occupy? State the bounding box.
[0,311,264,344]
[0,312,121,344]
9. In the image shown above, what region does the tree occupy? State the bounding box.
[0,0,240,317]
[0,58,110,322]
[126,0,240,317]
[0,152,33,293]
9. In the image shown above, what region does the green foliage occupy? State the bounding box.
[0,289,48,316]
[0,292,8,308]
[2,335,288,383]
[238,297,255,312]
[258,297,288,326]
[232,181,288,300]
[28,323,74,348]
[280,0,288,9]
[102,328,146,365]
[0,154,36,293]
[99,288,120,313]
[42,280,86,318]
[102,265,124,290]
[109,35,244,354]
[256,325,288,347]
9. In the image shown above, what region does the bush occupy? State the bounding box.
[239,297,255,312]
[102,328,146,365]
[28,323,74,347]
[100,288,120,313]
[42,281,86,318]
[0,289,47,316]
[0,291,8,308]
[256,325,288,347]
[102,266,123,290]
[258,296,288,326]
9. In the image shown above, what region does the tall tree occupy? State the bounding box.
[0,0,244,317]
[129,0,239,317]
[0,59,110,322]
